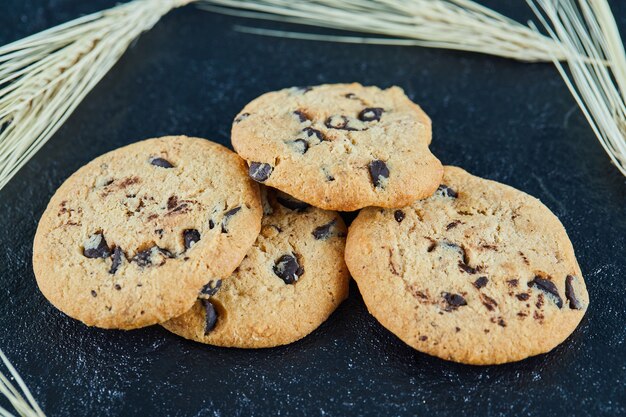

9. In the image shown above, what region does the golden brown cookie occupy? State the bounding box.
[33,136,262,329]
[231,83,443,211]
[345,166,588,365]
[162,189,349,348]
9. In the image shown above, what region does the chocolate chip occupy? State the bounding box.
[480,294,498,311]
[273,253,304,284]
[114,284,121,291]
[394,210,405,223]
[473,276,488,289]
[325,115,357,131]
[132,247,154,267]
[183,229,201,249]
[109,246,124,274]
[516,293,530,301]
[167,196,178,210]
[303,127,325,141]
[209,219,215,229]
[202,299,218,334]
[276,195,310,211]
[358,107,383,122]
[565,275,583,310]
[291,139,309,154]
[443,292,467,308]
[249,162,273,182]
[221,206,242,233]
[368,160,389,188]
[91,290,97,297]
[234,112,250,123]
[419,336,428,341]
[200,280,222,297]
[498,318,506,327]
[312,219,336,240]
[83,233,111,258]
[507,279,519,287]
[528,276,563,308]
[150,157,173,168]
[436,185,458,198]
[446,220,461,230]
[344,93,357,99]
[294,110,309,123]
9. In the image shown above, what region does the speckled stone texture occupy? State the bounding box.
[0,1,625,416]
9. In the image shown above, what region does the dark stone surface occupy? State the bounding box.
[1,1,625,416]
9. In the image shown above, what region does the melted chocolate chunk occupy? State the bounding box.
[183,229,201,249]
[325,115,358,131]
[200,279,222,297]
[565,275,583,310]
[273,253,304,284]
[150,157,173,168]
[234,112,250,123]
[528,276,563,308]
[368,160,389,188]
[202,299,218,334]
[221,206,242,233]
[312,219,336,240]
[294,110,309,123]
[248,162,273,182]
[436,185,458,198]
[358,107,383,122]
[109,246,124,274]
[303,127,325,141]
[394,210,405,223]
[516,293,530,301]
[443,292,467,309]
[276,195,310,211]
[83,233,111,258]
[473,276,488,289]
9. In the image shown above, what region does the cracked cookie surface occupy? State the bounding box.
[231,83,443,211]
[33,136,263,329]
[345,166,588,365]
[162,188,349,348]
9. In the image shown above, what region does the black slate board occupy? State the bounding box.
[1,1,625,416]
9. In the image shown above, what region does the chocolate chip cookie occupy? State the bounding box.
[162,188,349,348]
[231,83,443,211]
[33,136,263,329]
[345,166,588,365]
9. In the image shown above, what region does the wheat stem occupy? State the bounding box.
[196,0,567,62]
[528,0,626,176]
[0,350,45,417]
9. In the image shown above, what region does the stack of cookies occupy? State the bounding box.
[33,83,588,365]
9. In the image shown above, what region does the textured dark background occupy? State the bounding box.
[1,1,625,416]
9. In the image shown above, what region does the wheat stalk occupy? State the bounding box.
[528,0,626,176]
[0,0,192,191]
[0,350,45,417]
[197,0,567,62]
